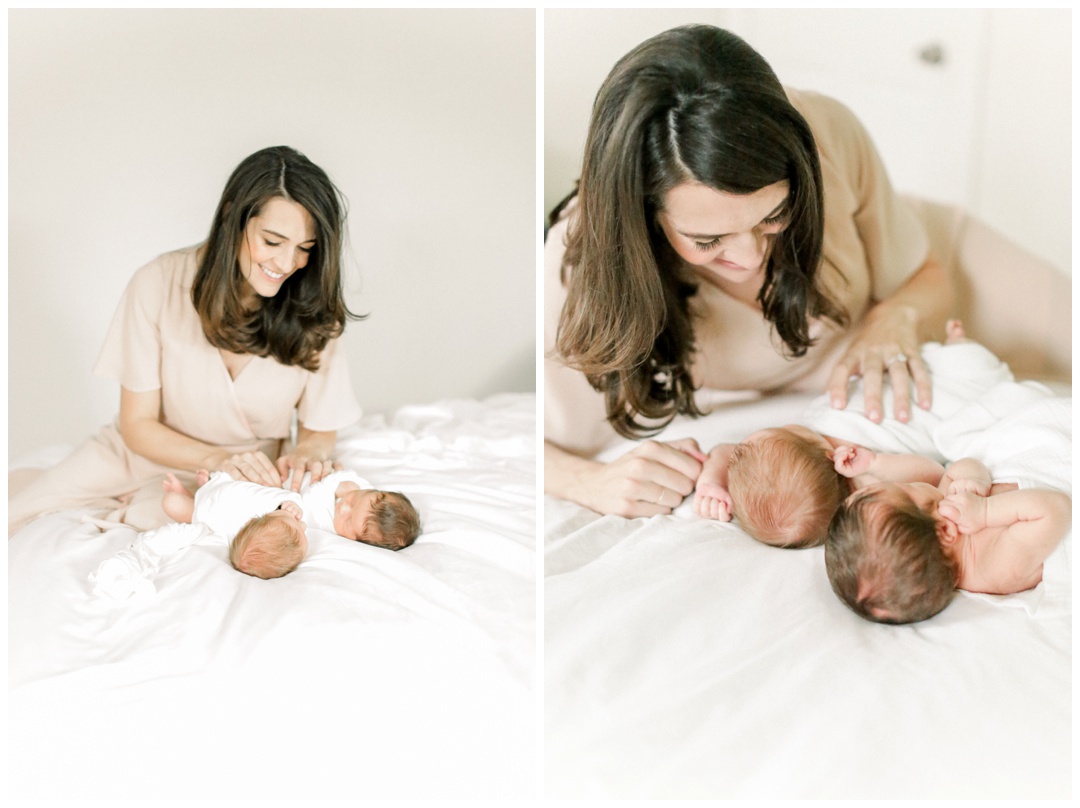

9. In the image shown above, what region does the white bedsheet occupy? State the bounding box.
[545,391,1071,799]
[9,393,536,801]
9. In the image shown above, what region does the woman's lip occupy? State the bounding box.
[712,258,751,272]
[260,263,285,281]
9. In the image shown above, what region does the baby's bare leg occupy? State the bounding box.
[161,473,195,523]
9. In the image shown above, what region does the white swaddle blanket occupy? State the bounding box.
[800,340,1014,460]
[87,470,282,601]
[88,521,218,601]
[799,340,1071,617]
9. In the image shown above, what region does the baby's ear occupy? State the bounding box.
[935,516,959,544]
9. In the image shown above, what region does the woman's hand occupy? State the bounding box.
[826,302,931,424]
[275,452,343,492]
[217,451,283,487]
[571,438,706,518]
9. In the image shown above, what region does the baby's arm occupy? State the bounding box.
[940,488,1072,588]
[335,481,361,498]
[938,457,993,496]
[694,443,735,521]
[833,445,945,488]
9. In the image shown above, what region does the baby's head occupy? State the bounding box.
[728,425,844,548]
[825,482,960,624]
[229,502,309,579]
[334,487,421,550]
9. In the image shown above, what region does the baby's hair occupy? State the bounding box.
[358,491,422,551]
[230,512,306,579]
[727,431,843,548]
[826,488,960,624]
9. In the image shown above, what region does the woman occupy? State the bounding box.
[10,146,363,534]
[545,25,955,517]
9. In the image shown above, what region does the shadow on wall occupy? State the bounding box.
[475,344,536,400]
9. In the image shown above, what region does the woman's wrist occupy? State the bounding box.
[544,441,602,503]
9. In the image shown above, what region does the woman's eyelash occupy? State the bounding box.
[691,211,788,250]
[265,238,313,254]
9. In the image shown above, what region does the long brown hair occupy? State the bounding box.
[192,146,362,371]
[553,25,846,438]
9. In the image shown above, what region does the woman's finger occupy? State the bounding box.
[255,453,283,486]
[886,358,912,423]
[665,437,707,463]
[826,360,855,409]
[861,362,886,423]
[907,353,933,411]
[635,440,703,486]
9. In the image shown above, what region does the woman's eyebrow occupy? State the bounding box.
[261,227,316,245]
[678,198,789,240]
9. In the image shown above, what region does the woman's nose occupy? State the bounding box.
[274,249,295,273]
[725,230,768,268]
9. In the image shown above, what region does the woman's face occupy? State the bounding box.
[657,180,790,288]
[237,196,317,301]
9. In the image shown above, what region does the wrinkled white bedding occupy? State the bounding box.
[545,381,1071,799]
[9,394,536,801]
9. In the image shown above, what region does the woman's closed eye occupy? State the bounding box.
[263,237,313,254]
[691,210,789,251]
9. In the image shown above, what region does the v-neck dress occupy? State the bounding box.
[10,245,363,532]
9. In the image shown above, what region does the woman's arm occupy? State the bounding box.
[826,253,954,424]
[276,423,339,492]
[545,438,705,518]
[118,387,282,485]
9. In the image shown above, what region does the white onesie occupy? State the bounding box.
[295,469,372,534]
[192,471,302,539]
[90,469,372,602]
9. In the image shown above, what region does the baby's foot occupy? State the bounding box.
[944,319,967,344]
[162,472,186,495]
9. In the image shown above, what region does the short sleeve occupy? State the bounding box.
[92,259,167,391]
[816,92,930,301]
[296,334,363,432]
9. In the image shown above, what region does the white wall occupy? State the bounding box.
[545,8,1070,274]
[9,9,536,459]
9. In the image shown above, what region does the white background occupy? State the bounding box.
[9,9,536,458]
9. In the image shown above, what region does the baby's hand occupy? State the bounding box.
[939,491,987,534]
[832,445,875,478]
[278,500,304,520]
[694,482,733,522]
[947,477,990,497]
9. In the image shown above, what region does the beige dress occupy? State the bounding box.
[9,246,363,533]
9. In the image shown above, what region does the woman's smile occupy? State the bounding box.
[259,263,287,282]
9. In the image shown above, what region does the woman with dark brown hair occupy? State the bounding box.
[10,146,364,534]
[545,24,955,517]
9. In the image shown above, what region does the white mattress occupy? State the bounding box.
[544,392,1071,799]
[8,393,536,800]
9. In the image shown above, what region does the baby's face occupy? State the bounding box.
[333,488,379,542]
